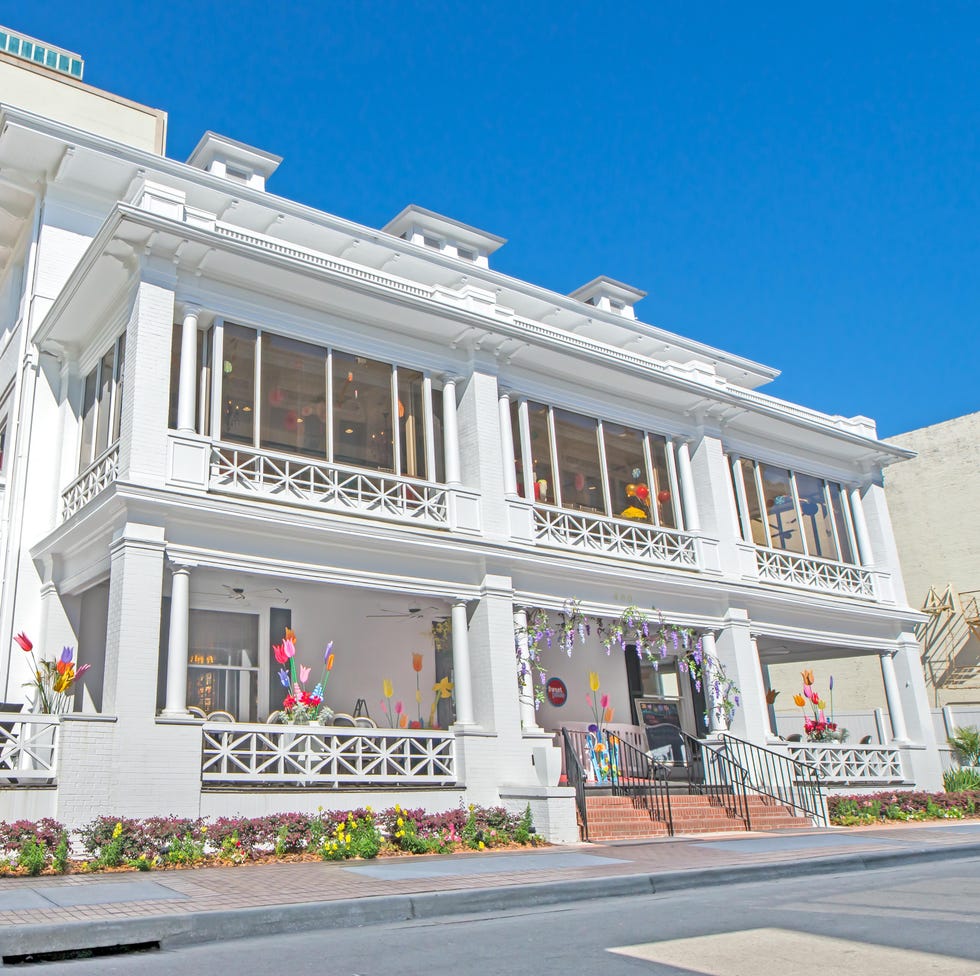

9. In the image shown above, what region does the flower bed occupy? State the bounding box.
[0,804,539,876]
[829,790,980,826]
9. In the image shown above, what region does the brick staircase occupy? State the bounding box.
[583,792,813,842]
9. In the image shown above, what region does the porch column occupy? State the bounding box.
[701,630,727,735]
[880,650,909,742]
[676,440,701,532]
[514,608,538,730]
[442,378,462,486]
[849,485,875,566]
[751,636,775,737]
[498,392,519,496]
[162,564,192,717]
[451,599,474,726]
[175,305,201,434]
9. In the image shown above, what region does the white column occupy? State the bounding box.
[676,440,701,532]
[163,565,192,717]
[514,608,538,730]
[849,485,875,566]
[442,378,461,486]
[880,651,909,742]
[176,305,201,433]
[730,455,752,542]
[498,392,518,496]
[701,631,727,734]
[451,599,474,726]
[751,637,775,737]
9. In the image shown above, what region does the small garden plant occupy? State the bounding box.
[0,803,537,876]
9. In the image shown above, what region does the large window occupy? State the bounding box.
[185,610,259,722]
[511,399,682,528]
[190,323,445,481]
[78,335,126,471]
[731,456,859,564]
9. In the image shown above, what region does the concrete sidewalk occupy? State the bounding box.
[1,821,979,961]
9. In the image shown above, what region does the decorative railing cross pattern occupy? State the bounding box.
[0,715,58,784]
[209,445,450,526]
[62,445,120,519]
[755,547,875,598]
[201,724,456,785]
[784,743,905,784]
[533,506,698,568]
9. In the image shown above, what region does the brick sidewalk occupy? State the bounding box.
[0,821,977,933]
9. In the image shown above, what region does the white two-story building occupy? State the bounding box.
[0,29,941,841]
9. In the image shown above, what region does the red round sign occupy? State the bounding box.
[546,678,567,707]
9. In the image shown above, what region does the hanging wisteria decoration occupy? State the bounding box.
[515,601,740,724]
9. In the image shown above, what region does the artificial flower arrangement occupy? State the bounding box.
[585,671,618,782]
[381,666,454,729]
[273,629,335,724]
[14,633,90,714]
[792,669,848,742]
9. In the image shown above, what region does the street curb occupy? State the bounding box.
[2,840,980,961]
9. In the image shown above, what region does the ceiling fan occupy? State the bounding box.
[202,584,288,604]
[367,605,442,620]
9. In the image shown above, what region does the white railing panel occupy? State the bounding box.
[0,715,59,783]
[61,444,120,519]
[755,547,876,599]
[201,723,456,785]
[209,445,450,527]
[785,743,905,784]
[533,506,699,569]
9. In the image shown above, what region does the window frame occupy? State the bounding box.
[77,333,126,472]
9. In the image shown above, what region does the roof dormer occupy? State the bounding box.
[382,205,506,269]
[569,276,646,319]
[186,131,282,191]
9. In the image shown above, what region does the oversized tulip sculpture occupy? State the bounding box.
[13,633,91,713]
[793,669,847,742]
[273,629,335,723]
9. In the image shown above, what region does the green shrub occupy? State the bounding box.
[944,767,980,792]
[95,822,126,868]
[948,726,980,767]
[19,837,47,876]
[52,832,69,874]
[513,804,535,845]
[165,830,205,866]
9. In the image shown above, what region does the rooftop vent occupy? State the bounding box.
[0,25,83,80]
[568,276,647,320]
[186,132,282,191]
[382,205,506,269]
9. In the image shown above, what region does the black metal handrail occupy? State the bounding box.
[561,727,590,840]
[718,732,827,826]
[680,731,753,829]
[605,731,674,836]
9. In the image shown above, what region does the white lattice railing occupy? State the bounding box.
[201,723,457,785]
[0,714,59,784]
[533,506,699,568]
[62,444,120,519]
[209,445,450,527]
[785,743,905,784]
[755,547,876,598]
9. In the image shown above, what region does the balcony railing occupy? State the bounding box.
[0,714,59,784]
[201,722,457,786]
[755,547,875,598]
[533,505,699,568]
[784,742,905,785]
[209,444,451,527]
[61,444,120,519]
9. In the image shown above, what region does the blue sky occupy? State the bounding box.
[6,2,978,436]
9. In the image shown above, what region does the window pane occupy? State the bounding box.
[431,386,445,483]
[221,325,256,445]
[739,458,769,546]
[94,346,114,456]
[604,422,651,522]
[112,335,126,443]
[796,473,837,559]
[397,368,426,478]
[79,370,97,467]
[332,351,393,471]
[168,323,181,430]
[511,399,525,497]
[525,401,554,503]
[830,484,855,564]
[260,333,327,458]
[760,464,804,553]
[649,435,677,528]
[552,408,603,513]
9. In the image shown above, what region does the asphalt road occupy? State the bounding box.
[28,857,980,975]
